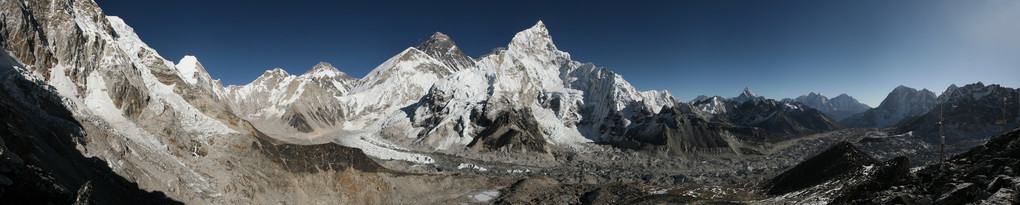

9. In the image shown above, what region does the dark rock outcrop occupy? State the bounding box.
[416,32,476,71]
[764,141,877,195]
[468,108,548,154]
[614,96,845,157]
[493,177,698,204]
[760,140,913,203]
[832,128,1020,204]
[624,104,734,156]
[252,135,388,174]
[727,99,844,143]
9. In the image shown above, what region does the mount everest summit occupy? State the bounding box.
[1,0,1019,204]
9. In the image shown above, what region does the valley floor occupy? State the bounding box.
[367,128,988,203]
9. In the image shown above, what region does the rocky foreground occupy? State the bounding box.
[838,128,1020,204]
[757,128,1020,204]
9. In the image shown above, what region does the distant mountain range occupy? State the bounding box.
[782,92,871,121]
[895,82,1020,144]
[832,83,1017,143]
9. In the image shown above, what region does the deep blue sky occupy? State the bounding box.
[96,0,1020,107]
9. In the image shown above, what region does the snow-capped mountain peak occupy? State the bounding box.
[805,92,825,99]
[938,82,999,103]
[173,55,225,95]
[356,47,453,90]
[696,96,731,114]
[266,67,290,76]
[256,68,292,81]
[732,86,762,103]
[175,55,205,85]
[429,31,450,40]
[235,68,297,93]
[741,87,758,97]
[300,62,346,79]
[794,92,828,108]
[509,20,558,54]
[415,31,476,71]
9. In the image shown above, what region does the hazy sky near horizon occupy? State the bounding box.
[96,0,1019,107]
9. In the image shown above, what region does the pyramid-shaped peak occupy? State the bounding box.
[509,20,556,52]
[429,32,450,40]
[731,87,763,104]
[521,20,549,36]
[302,62,344,78]
[944,84,960,95]
[741,87,758,97]
[415,32,475,71]
[417,32,458,50]
[532,20,546,29]
[311,62,335,70]
[245,68,294,86]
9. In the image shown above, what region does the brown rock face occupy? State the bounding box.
[252,133,388,174]
[469,108,549,154]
